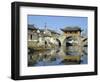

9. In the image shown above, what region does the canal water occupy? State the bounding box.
[28,47,87,67]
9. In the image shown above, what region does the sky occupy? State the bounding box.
[28,15,88,34]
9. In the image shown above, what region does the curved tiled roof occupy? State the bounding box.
[39,29,60,35]
[61,26,82,32]
[28,24,37,30]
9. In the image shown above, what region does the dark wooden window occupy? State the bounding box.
[30,34,32,40]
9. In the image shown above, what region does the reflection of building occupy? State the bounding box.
[28,25,88,66]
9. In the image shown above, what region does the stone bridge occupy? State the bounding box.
[81,37,88,47]
[57,35,87,47]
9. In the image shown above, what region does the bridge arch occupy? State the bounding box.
[55,38,61,47]
[63,36,73,47]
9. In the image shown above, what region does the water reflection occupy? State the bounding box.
[28,46,87,67]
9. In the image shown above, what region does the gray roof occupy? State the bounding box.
[39,29,60,35]
[28,24,37,30]
[61,26,82,32]
[48,29,60,35]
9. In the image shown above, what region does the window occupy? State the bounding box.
[30,34,32,40]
